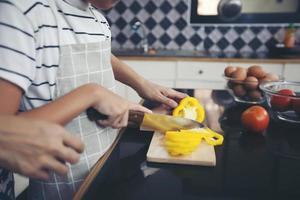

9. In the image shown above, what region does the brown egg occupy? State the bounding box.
[247,65,266,79]
[244,76,259,90]
[231,68,247,83]
[233,85,246,97]
[248,90,263,101]
[265,73,279,81]
[224,66,237,77]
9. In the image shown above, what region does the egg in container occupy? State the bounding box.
[224,65,281,104]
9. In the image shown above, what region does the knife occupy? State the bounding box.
[86,108,204,133]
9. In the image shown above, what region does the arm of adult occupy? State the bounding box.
[0,115,84,180]
[0,80,151,128]
[111,55,187,108]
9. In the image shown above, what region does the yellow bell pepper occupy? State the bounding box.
[172,97,205,123]
[165,129,224,156]
[165,130,203,156]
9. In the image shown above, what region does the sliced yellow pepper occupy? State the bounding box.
[172,97,205,123]
[165,129,224,156]
[165,130,203,156]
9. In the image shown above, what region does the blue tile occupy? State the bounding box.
[160,33,172,45]
[190,34,202,46]
[175,33,187,46]
[265,37,279,48]
[145,1,157,14]
[175,18,187,30]
[233,26,246,34]
[233,38,246,49]
[192,26,200,31]
[249,37,263,50]
[218,26,231,34]
[159,17,172,30]
[204,37,214,49]
[267,26,281,34]
[205,26,215,34]
[115,1,127,14]
[147,32,157,45]
[130,2,142,14]
[116,33,127,44]
[115,17,127,30]
[217,38,230,50]
[250,26,263,34]
[175,1,188,14]
[130,32,142,44]
[160,1,172,14]
[145,17,157,30]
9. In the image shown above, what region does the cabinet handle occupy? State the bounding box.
[198,70,203,75]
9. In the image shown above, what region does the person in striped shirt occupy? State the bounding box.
[0,0,187,199]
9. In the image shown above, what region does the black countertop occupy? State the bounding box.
[83,89,300,200]
[112,49,300,60]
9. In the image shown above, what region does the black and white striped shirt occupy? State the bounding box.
[0,0,111,110]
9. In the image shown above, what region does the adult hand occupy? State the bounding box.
[136,80,187,108]
[0,116,84,180]
[92,86,151,128]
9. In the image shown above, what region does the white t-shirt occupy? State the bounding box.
[0,0,111,110]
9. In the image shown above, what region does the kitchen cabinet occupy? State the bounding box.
[283,64,300,81]
[117,57,298,101]
[176,61,229,89]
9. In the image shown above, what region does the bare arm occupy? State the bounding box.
[0,79,150,127]
[0,79,101,125]
[19,83,101,125]
[111,55,187,107]
[111,54,146,89]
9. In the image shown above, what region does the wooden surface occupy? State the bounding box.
[118,56,300,64]
[147,132,216,166]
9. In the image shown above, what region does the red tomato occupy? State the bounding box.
[241,106,270,133]
[270,89,295,111]
[292,98,300,116]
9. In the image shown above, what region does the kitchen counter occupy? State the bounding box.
[113,49,300,63]
[79,89,300,200]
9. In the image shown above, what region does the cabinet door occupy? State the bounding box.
[229,62,284,75]
[123,60,176,80]
[284,64,300,81]
[175,80,225,89]
[177,61,228,81]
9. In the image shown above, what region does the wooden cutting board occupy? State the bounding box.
[146,131,216,166]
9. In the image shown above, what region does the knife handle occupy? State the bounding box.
[86,108,108,121]
[86,108,144,127]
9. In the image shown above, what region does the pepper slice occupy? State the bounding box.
[165,130,203,156]
[165,129,224,156]
[172,97,205,123]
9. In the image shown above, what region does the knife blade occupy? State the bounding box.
[86,108,204,133]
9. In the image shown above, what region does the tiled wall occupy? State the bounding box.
[105,0,300,53]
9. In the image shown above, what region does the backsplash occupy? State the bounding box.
[104,0,300,53]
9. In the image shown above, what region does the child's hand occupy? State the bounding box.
[92,87,151,128]
[136,80,187,108]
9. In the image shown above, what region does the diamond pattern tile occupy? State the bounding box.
[105,0,299,53]
[144,1,157,14]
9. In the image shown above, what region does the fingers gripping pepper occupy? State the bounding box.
[172,97,205,123]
